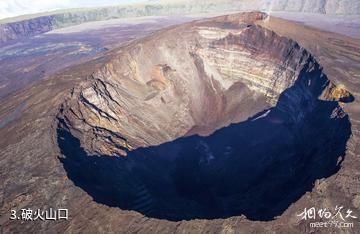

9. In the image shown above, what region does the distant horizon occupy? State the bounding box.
[0,0,150,20]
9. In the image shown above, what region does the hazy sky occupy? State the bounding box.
[0,0,147,19]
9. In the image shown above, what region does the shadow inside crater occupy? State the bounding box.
[57,65,352,221]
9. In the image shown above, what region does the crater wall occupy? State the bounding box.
[58,12,351,156]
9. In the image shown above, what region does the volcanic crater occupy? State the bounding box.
[56,12,353,221]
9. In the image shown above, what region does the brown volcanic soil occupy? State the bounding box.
[0,16,193,98]
[0,12,359,233]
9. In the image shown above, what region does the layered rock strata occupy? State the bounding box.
[58,12,350,157]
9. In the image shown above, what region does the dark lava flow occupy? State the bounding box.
[57,69,352,221]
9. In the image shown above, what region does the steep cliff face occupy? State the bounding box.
[1,0,358,45]
[260,0,360,14]
[0,16,54,44]
[57,12,349,157]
